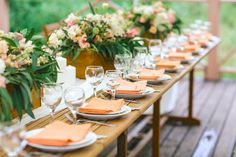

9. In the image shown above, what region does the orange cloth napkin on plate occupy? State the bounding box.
[156,60,181,69]
[131,69,165,80]
[27,121,91,146]
[168,53,191,60]
[184,44,200,52]
[115,79,147,94]
[79,98,125,114]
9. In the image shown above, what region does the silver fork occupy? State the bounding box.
[65,114,115,127]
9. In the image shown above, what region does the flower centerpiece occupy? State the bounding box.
[0,29,58,122]
[47,5,144,78]
[123,2,182,40]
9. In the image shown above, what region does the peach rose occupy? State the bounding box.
[149,26,157,34]
[139,16,146,23]
[78,35,90,49]
[15,32,25,41]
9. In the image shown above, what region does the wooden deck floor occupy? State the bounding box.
[138,78,236,157]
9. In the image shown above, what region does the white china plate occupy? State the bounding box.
[127,74,171,84]
[77,105,131,120]
[162,64,185,73]
[105,87,155,99]
[25,129,97,153]
[166,56,195,64]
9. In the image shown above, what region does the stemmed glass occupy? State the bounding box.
[149,39,162,57]
[105,70,121,100]
[133,47,148,68]
[64,86,85,124]
[114,54,132,78]
[85,66,104,97]
[0,122,27,157]
[41,83,63,121]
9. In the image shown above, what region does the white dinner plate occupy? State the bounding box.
[105,87,155,99]
[180,56,196,64]
[77,105,131,120]
[162,64,185,73]
[25,129,97,153]
[127,74,171,84]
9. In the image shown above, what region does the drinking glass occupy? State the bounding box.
[149,39,162,57]
[130,58,143,79]
[41,83,63,121]
[133,47,148,68]
[64,86,85,123]
[114,54,132,78]
[85,66,104,97]
[0,122,27,157]
[105,70,121,100]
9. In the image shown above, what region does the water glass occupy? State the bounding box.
[105,70,121,100]
[114,54,132,78]
[149,39,162,57]
[41,83,63,121]
[0,122,27,157]
[133,47,148,68]
[64,86,85,123]
[85,66,104,97]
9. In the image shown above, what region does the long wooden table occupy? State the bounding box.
[0,37,220,157]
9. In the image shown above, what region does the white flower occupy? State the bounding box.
[0,40,9,54]
[102,3,109,8]
[65,13,80,24]
[55,29,65,39]
[0,59,6,74]
[19,39,35,53]
[153,12,170,27]
[67,25,81,42]
[48,32,61,48]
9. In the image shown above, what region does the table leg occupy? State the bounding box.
[117,129,128,157]
[168,69,201,126]
[153,99,161,157]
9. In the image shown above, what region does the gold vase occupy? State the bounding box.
[67,49,115,79]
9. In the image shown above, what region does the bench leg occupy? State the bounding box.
[153,99,161,157]
[168,69,201,126]
[117,130,128,157]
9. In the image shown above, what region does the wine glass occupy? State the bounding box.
[85,66,104,97]
[130,58,143,79]
[149,39,162,57]
[41,83,63,121]
[114,54,131,78]
[64,86,85,124]
[105,70,121,100]
[133,47,148,68]
[0,121,27,157]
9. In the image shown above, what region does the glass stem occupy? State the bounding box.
[93,86,97,97]
[111,89,116,100]
[72,111,77,124]
[50,109,55,122]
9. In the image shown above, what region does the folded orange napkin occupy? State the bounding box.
[115,79,147,94]
[27,121,91,146]
[130,69,165,80]
[198,39,208,47]
[156,60,181,69]
[184,44,200,52]
[168,53,191,60]
[79,98,125,114]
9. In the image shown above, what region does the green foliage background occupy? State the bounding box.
[8,0,236,78]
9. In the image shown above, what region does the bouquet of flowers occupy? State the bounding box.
[47,10,144,61]
[123,2,182,40]
[0,29,58,121]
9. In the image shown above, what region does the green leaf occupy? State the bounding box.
[88,2,96,15]
[0,36,18,47]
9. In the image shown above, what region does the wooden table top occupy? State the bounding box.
[0,38,220,157]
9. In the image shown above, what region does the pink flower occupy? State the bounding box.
[78,35,90,49]
[15,32,25,41]
[127,27,140,38]
[0,75,6,88]
[168,12,176,23]
[139,16,146,23]
[67,21,75,27]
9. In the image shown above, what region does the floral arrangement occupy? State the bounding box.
[47,8,144,60]
[0,29,58,121]
[123,2,182,40]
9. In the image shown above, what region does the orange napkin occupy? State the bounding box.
[198,39,208,47]
[156,60,180,69]
[168,53,191,60]
[79,98,125,114]
[184,44,200,52]
[116,79,147,94]
[27,121,91,146]
[131,69,165,80]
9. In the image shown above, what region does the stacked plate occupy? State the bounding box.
[25,129,97,152]
[127,74,171,84]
